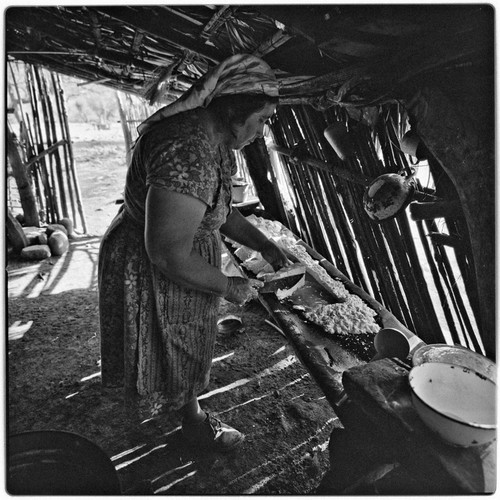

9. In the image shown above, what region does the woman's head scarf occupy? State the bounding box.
[138,54,279,135]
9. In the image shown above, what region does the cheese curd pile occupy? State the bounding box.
[285,244,349,300]
[243,216,349,300]
[303,295,380,336]
[230,215,298,278]
[229,215,379,336]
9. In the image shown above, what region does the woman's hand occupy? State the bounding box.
[224,277,263,304]
[260,240,290,271]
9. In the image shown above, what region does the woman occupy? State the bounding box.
[98,54,288,452]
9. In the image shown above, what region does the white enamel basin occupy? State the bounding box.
[409,362,496,447]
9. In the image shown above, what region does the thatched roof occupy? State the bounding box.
[6,4,493,106]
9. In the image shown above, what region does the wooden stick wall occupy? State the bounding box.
[6,61,484,354]
[268,103,483,352]
[7,62,87,232]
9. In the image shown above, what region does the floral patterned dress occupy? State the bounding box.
[98,109,236,420]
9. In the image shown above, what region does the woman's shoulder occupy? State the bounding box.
[148,109,209,144]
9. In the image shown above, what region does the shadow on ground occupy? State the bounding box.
[7,241,340,494]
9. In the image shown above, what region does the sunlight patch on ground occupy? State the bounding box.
[199,354,297,401]
[26,278,47,299]
[241,440,329,493]
[153,470,198,494]
[41,247,97,295]
[217,393,270,414]
[243,475,275,494]
[8,320,33,341]
[270,345,286,356]
[212,352,234,363]
[80,371,101,382]
[211,374,311,417]
[115,443,168,470]
[8,238,100,298]
[151,461,194,484]
[289,417,337,453]
[313,439,330,453]
[111,444,147,462]
[231,418,337,493]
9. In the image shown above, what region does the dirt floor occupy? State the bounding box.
[6,123,341,495]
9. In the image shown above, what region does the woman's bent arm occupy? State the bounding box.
[220,208,289,269]
[145,185,228,296]
[220,208,269,250]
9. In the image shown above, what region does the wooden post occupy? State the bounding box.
[27,65,56,222]
[116,91,133,165]
[7,131,39,226]
[56,73,88,233]
[41,70,69,218]
[242,138,287,224]
[33,65,61,222]
[409,200,463,221]
[52,73,77,226]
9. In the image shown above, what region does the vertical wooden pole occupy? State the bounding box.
[55,74,88,233]
[116,91,133,166]
[7,131,39,226]
[52,72,77,225]
[24,116,46,220]
[33,65,61,221]
[27,65,56,222]
[242,138,287,224]
[41,69,68,218]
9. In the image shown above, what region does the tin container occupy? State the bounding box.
[217,314,243,333]
[232,183,249,203]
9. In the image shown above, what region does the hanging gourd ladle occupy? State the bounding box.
[272,125,438,221]
[363,129,436,222]
[362,167,418,222]
[320,123,435,222]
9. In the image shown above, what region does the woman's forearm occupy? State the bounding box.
[220,208,290,271]
[151,248,229,296]
[220,209,269,251]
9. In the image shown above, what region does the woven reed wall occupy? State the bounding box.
[267,103,484,353]
[7,61,484,354]
[7,62,87,232]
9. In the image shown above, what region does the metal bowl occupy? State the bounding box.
[217,315,243,334]
[409,362,496,447]
[412,343,496,383]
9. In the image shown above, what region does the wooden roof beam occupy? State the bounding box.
[94,6,221,63]
[199,5,232,42]
[253,29,293,58]
[130,30,145,57]
[6,28,157,76]
[7,9,129,61]
[161,6,204,26]
[88,10,102,55]
[7,11,199,88]
[8,52,145,94]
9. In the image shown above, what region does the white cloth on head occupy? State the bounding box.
[138,54,278,135]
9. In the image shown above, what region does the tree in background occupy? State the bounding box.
[61,75,119,126]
